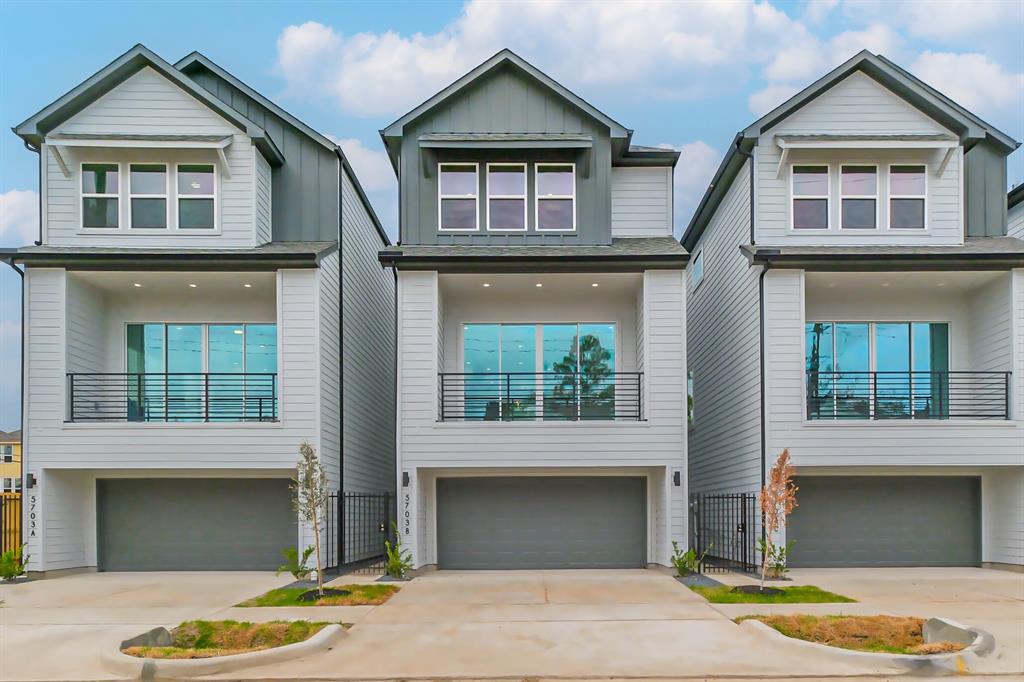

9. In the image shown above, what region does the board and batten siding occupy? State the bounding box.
[22,267,323,571]
[43,67,263,248]
[686,160,762,495]
[763,269,1023,469]
[611,166,673,237]
[255,151,273,245]
[395,269,687,567]
[754,71,963,246]
[341,167,396,494]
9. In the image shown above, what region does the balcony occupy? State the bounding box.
[68,372,278,423]
[806,371,1010,421]
[439,371,643,421]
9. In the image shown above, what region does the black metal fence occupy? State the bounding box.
[1,493,21,555]
[689,492,758,574]
[807,371,1011,420]
[439,371,643,421]
[67,372,278,423]
[324,491,393,575]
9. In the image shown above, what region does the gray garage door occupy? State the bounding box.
[436,476,646,569]
[788,476,980,568]
[97,478,296,571]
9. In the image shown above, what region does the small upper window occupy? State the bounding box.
[81,163,119,228]
[792,165,829,229]
[0,445,12,463]
[889,165,926,229]
[487,164,526,231]
[690,250,704,288]
[536,164,575,231]
[841,165,877,230]
[439,163,478,231]
[177,164,216,229]
[130,164,168,229]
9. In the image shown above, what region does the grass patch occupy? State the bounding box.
[690,584,855,603]
[237,583,399,607]
[123,620,333,659]
[737,614,965,655]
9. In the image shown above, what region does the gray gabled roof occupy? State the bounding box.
[682,50,1021,251]
[12,44,284,166]
[1009,184,1024,210]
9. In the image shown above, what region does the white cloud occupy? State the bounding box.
[0,190,38,248]
[841,0,1022,43]
[748,83,801,117]
[910,51,1024,116]
[331,136,396,193]
[659,141,721,233]
[803,0,838,24]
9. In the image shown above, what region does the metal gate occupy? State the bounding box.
[1,493,22,554]
[324,491,393,575]
[689,492,758,573]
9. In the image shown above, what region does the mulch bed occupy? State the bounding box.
[296,588,352,602]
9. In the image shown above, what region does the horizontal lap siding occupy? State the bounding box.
[982,469,1024,565]
[687,161,762,494]
[764,269,1024,467]
[1008,205,1024,240]
[341,168,395,494]
[319,251,341,490]
[611,167,672,237]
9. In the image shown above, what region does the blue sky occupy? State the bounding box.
[0,0,1022,430]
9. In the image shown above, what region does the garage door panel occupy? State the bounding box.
[97,478,296,571]
[437,476,646,569]
[788,476,980,568]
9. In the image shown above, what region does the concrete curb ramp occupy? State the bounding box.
[741,616,995,676]
[102,623,347,679]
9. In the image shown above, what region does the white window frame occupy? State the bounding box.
[887,163,928,231]
[129,162,170,230]
[839,164,879,230]
[80,161,121,231]
[690,249,704,288]
[176,162,218,230]
[485,162,528,232]
[790,164,830,231]
[535,162,577,232]
[437,162,480,232]
[1,444,12,463]
[1,477,12,493]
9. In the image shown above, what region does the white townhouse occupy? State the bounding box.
[2,45,394,574]
[684,51,1024,570]
[378,50,689,569]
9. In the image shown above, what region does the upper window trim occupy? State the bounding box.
[535,162,577,233]
[887,163,928,231]
[438,162,480,232]
[839,164,879,231]
[80,161,121,231]
[790,164,830,231]
[175,162,217,230]
[485,162,528,233]
[129,163,170,230]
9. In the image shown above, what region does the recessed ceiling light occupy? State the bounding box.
[132,282,142,288]
[535,282,543,288]
[827,282,836,288]
[482,283,491,288]
[591,283,599,287]
[188,283,197,288]
[881,282,891,288]
[243,283,252,288]
[936,282,946,287]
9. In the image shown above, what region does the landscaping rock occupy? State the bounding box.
[119,627,172,650]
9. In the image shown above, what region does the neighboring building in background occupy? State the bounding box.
[684,51,1024,570]
[1009,185,1024,240]
[0,430,22,493]
[380,50,689,570]
[2,44,394,575]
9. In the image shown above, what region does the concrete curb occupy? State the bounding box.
[102,623,346,679]
[740,617,995,676]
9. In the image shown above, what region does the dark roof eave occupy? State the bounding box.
[1009,184,1024,210]
[378,252,688,272]
[6,245,337,271]
[742,247,1024,272]
[681,133,751,250]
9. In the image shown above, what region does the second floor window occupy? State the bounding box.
[439,163,479,231]
[487,163,527,231]
[178,164,216,229]
[536,164,575,231]
[841,166,877,229]
[890,165,926,229]
[130,164,168,229]
[792,165,829,229]
[81,163,119,228]
[0,445,12,463]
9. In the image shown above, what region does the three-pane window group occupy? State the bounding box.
[792,164,926,230]
[439,162,575,232]
[81,162,215,230]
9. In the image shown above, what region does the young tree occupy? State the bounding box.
[758,449,798,590]
[292,440,329,597]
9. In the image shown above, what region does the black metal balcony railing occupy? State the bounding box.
[67,372,278,423]
[806,371,1011,420]
[439,371,643,421]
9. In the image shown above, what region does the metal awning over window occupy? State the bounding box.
[773,133,960,178]
[44,133,235,178]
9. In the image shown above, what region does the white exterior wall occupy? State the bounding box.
[611,167,673,237]
[764,269,1023,469]
[1009,202,1024,240]
[754,72,964,246]
[395,269,687,568]
[22,267,325,571]
[982,467,1024,566]
[42,67,268,248]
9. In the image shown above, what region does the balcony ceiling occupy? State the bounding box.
[805,270,1004,295]
[70,270,276,298]
[440,272,642,304]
